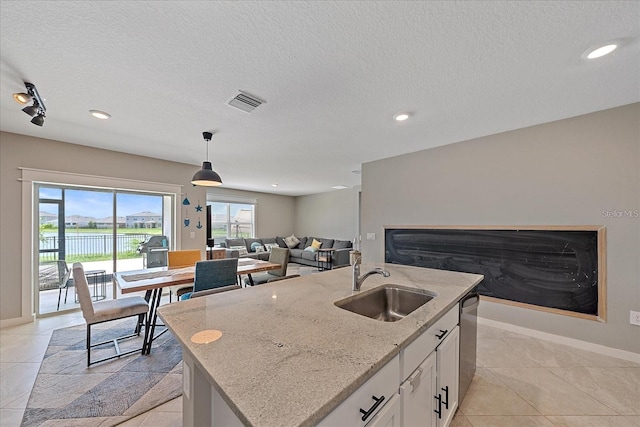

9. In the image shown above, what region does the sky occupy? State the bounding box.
[39,187,162,218]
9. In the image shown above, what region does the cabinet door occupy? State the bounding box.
[366,394,401,427]
[399,351,436,427]
[435,326,459,427]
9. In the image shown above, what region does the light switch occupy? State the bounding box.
[367,233,376,240]
[190,232,195,239]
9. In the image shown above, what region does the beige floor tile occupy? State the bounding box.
[0,362,40,407]
[477,338,542,368]
[546,415,640,427]
[0,334,51,363]
[0,408,24,427]
[465,415,555,426]
[460,368,539,416]
[151,396,182,412]
[491,367,617,415]
[477,324,530,340]
[548,366,640,415]
[451,413,473,427]
[137,411,182,427]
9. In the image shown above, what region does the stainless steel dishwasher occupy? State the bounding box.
[459,286,479,403]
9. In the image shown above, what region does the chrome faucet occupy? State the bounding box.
[352,256,390,291]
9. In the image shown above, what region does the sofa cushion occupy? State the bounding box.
[262,237,277,245]
[301,250,317,261]
[226,238,246,249]
[230,245,248,256]
[296,237,308,249]
[311,238,322,249]
[264,242,280,252]
[248,240,264,253]
[304,246,318,253]
[283,234,300,248]
[317,238,334,249]
[333,239,352,249]
[289,248,304,258]
[276,236,288,248]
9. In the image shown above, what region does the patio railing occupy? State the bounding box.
[39,233,152,263]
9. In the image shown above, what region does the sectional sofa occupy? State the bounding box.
[220,235,353,268]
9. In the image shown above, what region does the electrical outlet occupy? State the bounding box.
[367,233,376,240]
[190,232,195,239]
[631,311,640,326]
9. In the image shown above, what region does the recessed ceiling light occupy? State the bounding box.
[585,44,618,59]
[331,185,348,190]
[271,184,278,187]
[394,112,411,121]
[90,110,111,119]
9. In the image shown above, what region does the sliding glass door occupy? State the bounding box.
[35,184,174,316]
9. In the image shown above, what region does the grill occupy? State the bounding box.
[137,236,169,268]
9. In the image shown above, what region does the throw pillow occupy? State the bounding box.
[283,234,300,248]
[304,246,317,253]
[250,241,265,252]
[311,238,322,249]
[230,245,248,256]
[264,243,280,252]
[255,245,266,253]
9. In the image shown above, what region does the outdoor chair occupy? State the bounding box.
[55,260,74,311]
[243,247,289,286]
[167,249,202,301]
[72,262,149,366]
[180,258,239,300]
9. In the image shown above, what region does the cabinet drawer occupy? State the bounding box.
[401,305,458,380]
[318,354,400,426]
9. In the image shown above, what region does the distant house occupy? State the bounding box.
[39,211,58,226]
[65,215,96,228]
[95,216,127,229]
[126,211,162,228]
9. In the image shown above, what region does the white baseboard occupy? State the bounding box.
[0,313,35,329]
[478,317,640,364]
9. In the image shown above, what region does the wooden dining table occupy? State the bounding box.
[113,258,281,354]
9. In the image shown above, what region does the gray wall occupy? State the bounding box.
[0,132,295,323]
[294,187,359,240]
[360,103,640,354]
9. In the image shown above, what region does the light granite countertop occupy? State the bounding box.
[158,262,483,427]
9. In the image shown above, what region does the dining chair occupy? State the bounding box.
[180,258,239,300]
[167,249,202,302]
[243,247,290,286]
[72,262,150,366]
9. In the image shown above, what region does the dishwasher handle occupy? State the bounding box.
[461,293,479,313]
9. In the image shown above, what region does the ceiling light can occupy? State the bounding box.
[584,43,618,60]
[394,112,411,121]
[90,110,111,119]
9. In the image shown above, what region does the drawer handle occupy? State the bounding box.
[436,329,448,339]
[360,395,385,422]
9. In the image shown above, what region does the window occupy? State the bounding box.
[210,202,255,239]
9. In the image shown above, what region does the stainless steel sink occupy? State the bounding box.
[335,285,436,322]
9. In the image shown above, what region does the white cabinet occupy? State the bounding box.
[318,354,400,427]
[435,326,459,427]
[400,351,437,427]
[399,305,460,427]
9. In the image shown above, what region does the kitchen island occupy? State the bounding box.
[157,262,483,426]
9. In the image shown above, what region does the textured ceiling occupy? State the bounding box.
[1,1,638,196]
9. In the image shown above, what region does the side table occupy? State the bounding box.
[317,248,335,271]
[83,269,107,301]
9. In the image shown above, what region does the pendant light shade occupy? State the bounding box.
[191,132,222,186]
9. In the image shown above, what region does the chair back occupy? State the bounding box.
[56,260,72,288]
[168,250,202,268]
[72,263,95,322]
[267,247,289,277]
[193,258,239,293]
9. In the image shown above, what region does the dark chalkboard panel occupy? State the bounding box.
[385,226,606,321]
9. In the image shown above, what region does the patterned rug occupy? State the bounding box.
[21,320,182,427]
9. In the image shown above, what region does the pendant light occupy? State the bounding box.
[191,131,222,186]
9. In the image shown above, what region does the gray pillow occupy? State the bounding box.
[333,240,352,249]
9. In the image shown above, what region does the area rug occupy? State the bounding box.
[21,320,182,427]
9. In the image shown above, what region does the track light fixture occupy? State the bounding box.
[191,131,223,186]
[13,82,46,126]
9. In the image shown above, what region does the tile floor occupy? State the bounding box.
[2,307,638,426]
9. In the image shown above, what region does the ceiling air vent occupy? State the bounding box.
[227,91,265,113]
